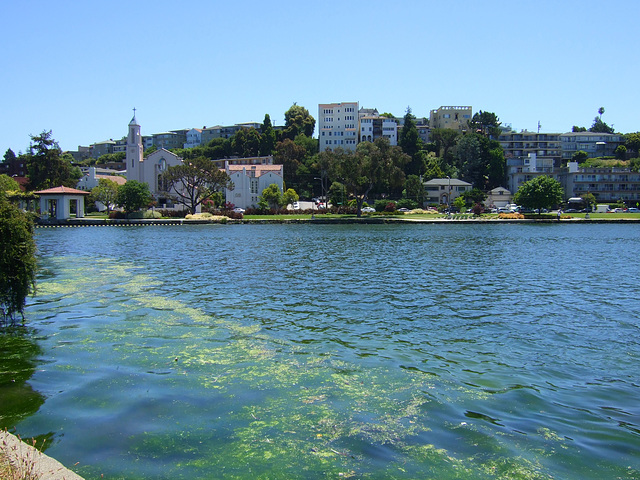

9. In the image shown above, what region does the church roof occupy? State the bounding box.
[35,186,90,195]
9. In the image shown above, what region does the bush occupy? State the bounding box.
[157,209,188,218]
[108,211,126,219]
[396,198,419,210]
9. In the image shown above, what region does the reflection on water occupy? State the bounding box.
[6,223,640,478]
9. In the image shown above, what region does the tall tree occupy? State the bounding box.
[330,138,408,217]
[398,107,423,176]
[457,133,505,189]
[468,111,502,138]
[589,116,614,134]
[624,132,640,155]
[430,128,461,161]
[258,183,284,210]
[3,148,16,164]
[274,139,306,188]
[25,130,81,190]
[161,156,233,214]
[283,104,315,140]
[404,175,425,205]
[259,114,277,156]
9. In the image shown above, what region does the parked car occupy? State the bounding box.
[362,206,375,213]
[233,207,245,214]
[627,208,639,213]
[398,207,410,212]
[292,202,300,210]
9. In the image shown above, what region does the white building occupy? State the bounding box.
[318,102,359,152]
[184,128,203,149]
[359,111,398,145]
[225,162,284,209]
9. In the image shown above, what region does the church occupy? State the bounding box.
[125,111,183,208]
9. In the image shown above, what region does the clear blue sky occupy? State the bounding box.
[1,0,638,156]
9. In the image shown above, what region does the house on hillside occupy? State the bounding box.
[423,178,472,206]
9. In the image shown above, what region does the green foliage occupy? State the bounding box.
[615,145,627,160]
[461,188,488,205]
[430,128,460,162]
[589,117,614,134]
[328,181,346,206]
[513,175,564,212]
[25,130,81,191]
[623,132,640,154]
[259,114,277,156]
[3,148,17,164]
[453,195,466,210]
[404,174,425,204]
[259,183,284,210]
[283,104,315,140]
[116,180,151,214]
[161,156,233,214]
[572,126,587,132]
[398,107,423,175]
[0,195,36,323]
[90,178,120,213]
[329,138,409,216]
[96,152,126,165]
[630,157,640,172]
[422,152,445,181]
[0,175,20,193]
[468,111,502,138]
[396,198,418,210]
[457,133,505,189]
[274,139,307,188]
[374,199,392,212]
[144,145,158,157]
[581,192,597,209]
[571,150,589,163]
[282,188,299,207]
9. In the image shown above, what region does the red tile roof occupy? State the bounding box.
[34,186,91,195]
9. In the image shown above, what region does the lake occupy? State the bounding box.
[2,223,639,479]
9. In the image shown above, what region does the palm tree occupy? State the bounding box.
[598,107,605,121]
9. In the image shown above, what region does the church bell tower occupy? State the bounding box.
[126,108,143,182]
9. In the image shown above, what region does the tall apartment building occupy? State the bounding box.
[318,102,359,152]
[429,106,472,131]
[499,130,562,165]
[563,162,640,204]
[358,108,398,145]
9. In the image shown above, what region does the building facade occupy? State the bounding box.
[359,114,398,145]
[562,162,640,204]
[423,178,472,205]
[429,106,472,131]
[225,161,284,209]
[499,131,562,165]
[560,132,623,160]
[318,102,359,152]
[184,128,203,149]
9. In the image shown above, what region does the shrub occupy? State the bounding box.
[498,212,524,219]
[471,203,484,216]
[157,209,187,218]
[396,198,419,210]
[108,211,126,219]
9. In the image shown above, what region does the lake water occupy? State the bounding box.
[2,223,640,479]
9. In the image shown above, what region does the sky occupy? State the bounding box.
[1,0,639,156]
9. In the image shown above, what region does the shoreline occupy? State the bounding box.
[35,216,640,227]
[1,430,84,480]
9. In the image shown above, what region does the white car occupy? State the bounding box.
[362,207,375,213]
[233,207,245,214]
[292,202,300,210]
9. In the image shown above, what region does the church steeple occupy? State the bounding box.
[126,109,143,182]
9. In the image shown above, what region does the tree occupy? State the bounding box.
[456,133,505,190]
[330,138,409,217]
[615,145,627,160]
[453,195,466,211]
[469,111,502,138]
[598,107,605,121]
[430,128,460,162]
[404,174,425,205]
[398,107,423,175]
[581,192,597,211]
[282,188,299,208]
[90,178,120,213]
[571,150,589,163]
[259,183,284,210]
[274,138,306,188]
[283,104,315,140]
[423,152,445,181]
[328,181,346,206]
[116,180,151,214]
[589,117,614,134]
[25,130,82,191]
[161,156,233,214]
[461,188,488,205]
[624,132,640,155]
[3,148,16,164]
[513,175,564,213]
[572,126,587,132]
[259,114,277,156]
[0,174,20,193]
[0,194,36,324]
